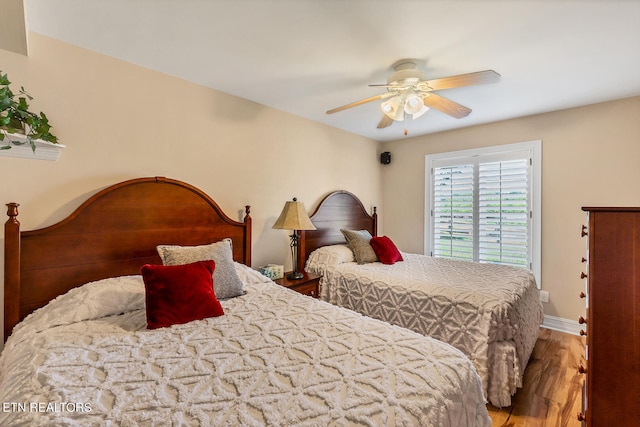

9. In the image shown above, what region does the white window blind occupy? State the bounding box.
[432,164,474,260]
[477,158,529,268]
[426,141,541,285]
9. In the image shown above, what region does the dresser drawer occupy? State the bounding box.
[274,272,320,298]
[288,282,318,297]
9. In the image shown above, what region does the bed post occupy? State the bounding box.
[243,205,252,266]
[296,230,306,275]
[372,206,378,236]
[4,203,20,342]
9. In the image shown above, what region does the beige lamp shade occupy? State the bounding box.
[272,198,316,231]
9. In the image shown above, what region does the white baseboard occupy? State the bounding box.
[542,315,583,336]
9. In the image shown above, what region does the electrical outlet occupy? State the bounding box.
[539,290,550,303]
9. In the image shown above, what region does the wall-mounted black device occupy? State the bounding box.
[380,151,391,165]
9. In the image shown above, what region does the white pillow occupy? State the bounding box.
[305,245,355,275]
[11,275,145,339]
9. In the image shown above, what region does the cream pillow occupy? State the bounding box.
[305,245,355,275]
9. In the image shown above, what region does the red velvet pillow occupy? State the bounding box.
[370,236,403,265]
[141,260,224,329]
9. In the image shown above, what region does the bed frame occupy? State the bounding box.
[297,190,376,273]
[4,176,252,341]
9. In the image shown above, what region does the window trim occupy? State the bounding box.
[424,140,541,287]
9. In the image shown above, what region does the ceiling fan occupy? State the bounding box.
[326,59,500,133]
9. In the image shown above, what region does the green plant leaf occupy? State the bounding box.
[0,70,59,151]
[17,97,29,110]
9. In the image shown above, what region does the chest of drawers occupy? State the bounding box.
[579,207,640,426]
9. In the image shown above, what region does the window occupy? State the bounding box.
[425,140,541,286]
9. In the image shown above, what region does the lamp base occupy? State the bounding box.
[286,271,304,280]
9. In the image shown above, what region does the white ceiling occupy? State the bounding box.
[24,0,640,142]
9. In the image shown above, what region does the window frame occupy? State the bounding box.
[424,140,542,287]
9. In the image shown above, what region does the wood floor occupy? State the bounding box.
[487,328,585,427]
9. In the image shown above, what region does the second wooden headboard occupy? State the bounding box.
[297,190,377,272]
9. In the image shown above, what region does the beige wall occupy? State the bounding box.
[381,96,640,321]
[0,34,383,334]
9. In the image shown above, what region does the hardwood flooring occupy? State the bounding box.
[487,328,585,427]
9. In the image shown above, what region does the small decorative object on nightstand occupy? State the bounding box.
[274,272,321,298]
[259,264,284,280]
[272,197,316,280]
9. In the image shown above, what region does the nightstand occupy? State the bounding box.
[274,272,320,298]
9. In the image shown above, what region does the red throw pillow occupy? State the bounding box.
[370,236,403,265]
[141,260,224,329]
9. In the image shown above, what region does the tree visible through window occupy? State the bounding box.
[426,141,541,283]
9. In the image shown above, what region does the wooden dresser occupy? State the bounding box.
[579,207,640,426]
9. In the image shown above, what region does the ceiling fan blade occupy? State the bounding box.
[377,114,393,129]
[368,84,404,88]
[326,92,397,114]
[422,93,472,118]
[425,70,500,91]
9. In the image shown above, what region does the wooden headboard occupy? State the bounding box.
[297,190,377,273]
[4,176,251,341]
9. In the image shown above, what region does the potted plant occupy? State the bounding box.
[0,70,59,153]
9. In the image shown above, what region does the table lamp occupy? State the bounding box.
[272,197,316,279]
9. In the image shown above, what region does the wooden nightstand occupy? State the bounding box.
[274,272,320,298]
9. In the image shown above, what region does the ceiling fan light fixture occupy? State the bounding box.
[403,91,425,115]
[411,104,430,120]
[381,96,404,121]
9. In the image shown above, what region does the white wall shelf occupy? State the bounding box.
[0,132,65,161]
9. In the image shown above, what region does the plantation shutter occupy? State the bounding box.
[478,159,529,268]
[428,143,537,274]
[432,164,474,261]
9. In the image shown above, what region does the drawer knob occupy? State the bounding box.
[578,316,587,324]
[578,364,587,374]
[579,291,586,299]
[578,412,586,422]
[581,257,587,263]
[580,329,587,336]
[581,225,588,237]
[580,272,588,279]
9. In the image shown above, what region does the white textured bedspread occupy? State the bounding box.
[0,265,490,426]
[307,252,544,407]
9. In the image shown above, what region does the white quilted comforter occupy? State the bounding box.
[306,251,544,407]
[0,264,491,426]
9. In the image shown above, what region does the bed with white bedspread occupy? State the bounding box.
[306,248,543,408]
[299,191,544,408]
[0,264,491,426]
